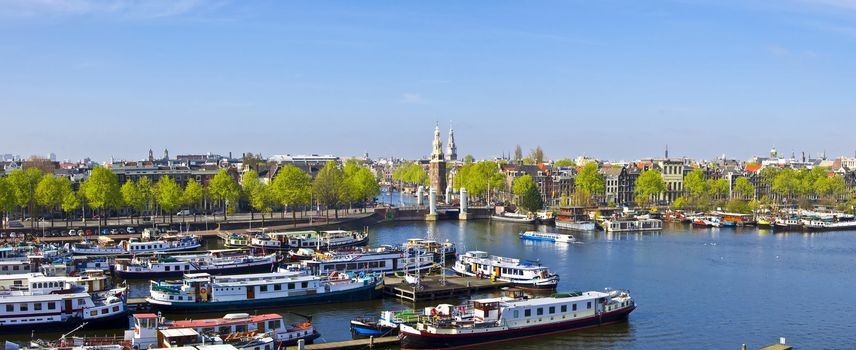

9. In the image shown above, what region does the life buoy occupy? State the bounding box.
[200,287,208,300]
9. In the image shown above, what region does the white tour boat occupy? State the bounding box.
[452,251,559,289]
[518,231,576,243]
[114,251,278,278]
[299,246,435,275]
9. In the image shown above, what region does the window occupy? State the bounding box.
[48,302,55,310]
[524,309,531,317]
[549,306,555,314]
[572,304,577,311]
[6,304,12,312]
[536,308,543,316]
[513,310,519,318]
[274,284,282,291]
[288,283,295,290]
[165,266,170,271]
[260,285,268,292]
[268,320,281,329]
[587,302,592,309]
[235,325,248,332]
[301,282,308,288]
[561,305,567,313]
[34,303,42,311]
[20,304,28,311]
[185,265,190,270]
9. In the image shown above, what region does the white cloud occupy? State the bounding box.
[400,93,430,105]
[0,0,214,19]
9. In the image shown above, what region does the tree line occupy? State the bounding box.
[0,160,380,229]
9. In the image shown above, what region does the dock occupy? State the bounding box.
[285,336,398,350]
[382,275,513,302]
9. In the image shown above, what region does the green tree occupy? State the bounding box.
[0,177,15,228]
[554,159,575,168]
[137,176,154,220]
[574,162,605,206]
[707,178,730,202]
[183,178,205,220]
[726,198,752,214]
[512,175,537,197]
[519,183,543,213]
[672,196,689,210]
[82,166,121,226]
[121,180,145,224]
[635,169,666,207]
[733,177,756,200]
[209,170,240,220]
[7,168,44,228]
[155,176,183,223]
[453,161,504,202]
[241,170,263,220]
[313,161,345,219]
[463,154,475,164]
[683,168,709,198]
[271,165,312,225]
[392,163,427,187]
[35,175,65,227]
[350,167,381,206]
[61,189,81,226]
[772,168,800,203]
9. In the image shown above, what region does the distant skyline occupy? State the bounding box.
[2,0,856,161]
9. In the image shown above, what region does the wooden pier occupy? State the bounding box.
[382,275,513,302]
[285,336,398,350]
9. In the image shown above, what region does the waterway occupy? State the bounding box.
[17,220,856,349]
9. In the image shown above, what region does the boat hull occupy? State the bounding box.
[399,306,635,349]
[490,216,536,224]
[114,262,275,279]
[0,310,128,334]
[350,320,399,339]
[147,280,382,311]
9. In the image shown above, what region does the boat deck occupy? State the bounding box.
[286,336,398,350]
[382,275,513,302]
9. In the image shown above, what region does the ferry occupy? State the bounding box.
[251,230,368,251]
[299,247,435,276]
[350,310,419,339]
[114,251,278,278]
[129,312,320,349]
[404,238,456,262]
[452,251,558,289]
[70,235,201,255]
[0,273,127,332]
[398,289,635,349]
[146,270,382,311]
[601,218,662,232]
[518,231,576,243]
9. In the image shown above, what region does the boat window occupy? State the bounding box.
[20,304,28,311]
[524,309,531,317]
[537,308,543,316]
[219,326,231,334]
[268,320,281,329]
[513,310,519,318]
[587,302,592,309]
[573,304,577,311]
[48,302,56,310]
[185,265,190,270]
[113,306,119,312]
[561,305,567,313]
[549,306,555,314]
[34,303,42,311]
[235,325,248,332]
[6,304,12,312]
[260,285,268,292]
[165,266,170,271]
[301,282,308,288]
[274,284,282,291]
[288,283,295,290]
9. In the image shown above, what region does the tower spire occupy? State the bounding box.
[446,122,457,161]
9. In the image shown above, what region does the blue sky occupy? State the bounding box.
[1,0,855,162]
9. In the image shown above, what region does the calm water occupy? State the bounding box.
[15,221,856,349]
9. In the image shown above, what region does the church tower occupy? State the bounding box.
[429,125,447,201]
[446,126,457,161]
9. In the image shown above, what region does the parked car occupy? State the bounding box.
[110,229,119,235]
[176,210,192,216]
[118,228,127,234]
[127,227,136,234]
[68,229,77,236]
[85,229,93,235]
[101,229,110,235]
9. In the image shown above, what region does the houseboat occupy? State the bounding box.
[555,207,596,231]
[299,247,435,276]
[349,310,419,339]
[404,238,456,262]
[518,231,576,243]
[129,312,320,349]
[601,218,662,232]
[0,274,127,332]
[250,230,368,252]
[70,235,201,255]
[398,289,635,349]
[114,251,278,278]
[774,217,803,231]
[802,219,856,231]
[69,237,126,255]
[219,232,251,248]
[692,216,722,228]
[146,270,382,311]
[452,251,558,289]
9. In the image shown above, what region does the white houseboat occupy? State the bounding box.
[70,235,201,255]
[251,230,368,252]
[299,247,435,276]
[452,251,559,289]
[399,289,635,349]
[114,251,278,278]
[146,269,381,311]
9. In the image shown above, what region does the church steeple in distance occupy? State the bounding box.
[431,123,444,161]
[446,124,457,161]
